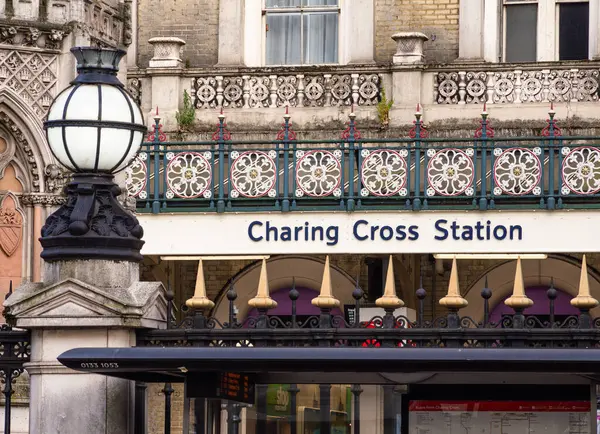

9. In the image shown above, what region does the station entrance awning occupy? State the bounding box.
[58,347,600,384]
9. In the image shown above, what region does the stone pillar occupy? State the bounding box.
[590,0,600,59]
[458,0,484,61]
[4,261,167,434]
[147,37,186,129]
[341,0,375,64]
[217,0,245,66]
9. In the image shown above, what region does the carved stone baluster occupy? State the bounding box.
[541,69,551,103]
[297,74,305,107]
[324,74,332,106]
[458,71,467,104]
[269,75,278,108]
[351,73,360,106]
[242,75,250,108]
[486,72,495,104]
[570,69,579,102]
[433,72,439,103]
[513,70,522,104]
[216,76,224,108]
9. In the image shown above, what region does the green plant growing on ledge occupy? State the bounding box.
[377,88,393,128]
[176,90,196,133]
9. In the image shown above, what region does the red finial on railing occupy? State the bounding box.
[409,105,428,139]
[147,107,166,142]
[277,106,296,141]
[482,102,487,116]
[542,103,562,137]
[213,109,231,141]
[475,102,493,138]
[416,103,422,116]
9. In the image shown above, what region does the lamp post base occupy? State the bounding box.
[40,173,144,263]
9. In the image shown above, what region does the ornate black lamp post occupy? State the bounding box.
[41,47,146,262]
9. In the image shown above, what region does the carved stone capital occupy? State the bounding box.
[391,32,429,65]
[148,37,186,68]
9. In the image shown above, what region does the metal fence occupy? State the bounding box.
[127,107,600,214]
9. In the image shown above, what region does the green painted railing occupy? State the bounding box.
[127,108,600,213]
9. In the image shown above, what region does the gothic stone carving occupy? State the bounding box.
[0,49,59,118]
[0,195,23,257]
[0,24,66,50]
[44,164,70,194]
[81,0,129,48]
[0,111,41,192]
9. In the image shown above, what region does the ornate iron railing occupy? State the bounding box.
[0,283,31,434]
[136,274,600,434]
[127,107,600,213]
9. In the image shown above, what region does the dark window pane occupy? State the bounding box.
[266,14,301,65]
[505,4,537,62]
[559,2,589,61]
[303,12,338,64]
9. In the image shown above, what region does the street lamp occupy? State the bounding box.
[41,47,146,262]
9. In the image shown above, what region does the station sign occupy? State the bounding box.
[138,210,600,255]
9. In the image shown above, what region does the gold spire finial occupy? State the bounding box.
[185,259,215,310]
[312,256,340,308]
[376,255,405,308]
[439,257,468,308]
[504,257,533,309]
[571,255,599,309]
[248,259,278,309]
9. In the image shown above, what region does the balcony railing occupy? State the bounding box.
[128,107,600,213]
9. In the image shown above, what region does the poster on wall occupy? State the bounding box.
[409,401,591,434]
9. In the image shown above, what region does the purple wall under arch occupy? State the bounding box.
[489,286,579,323]
[246,287,344,318]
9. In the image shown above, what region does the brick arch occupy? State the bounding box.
[461,256,600,323]
[212,255,358,323]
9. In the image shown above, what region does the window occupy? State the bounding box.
[504,0,538,62]
[558,1,589,60]
[503,0,590,62]
[264,0,340,66]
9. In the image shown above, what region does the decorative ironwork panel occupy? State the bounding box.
[434,68,600,104]
[230,151,277,198]
[360,149,408,197]
[0,49,58,118]
[561,146,600,195]
[191,73,380,109]
[295,150,342,197]
[493,147,542,196]
[125,154,148,199]
[165,152,212,199]
[426,148,475,197]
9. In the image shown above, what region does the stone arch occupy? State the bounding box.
[460,256,600,322]
[0,88,55,193]
[212,256,358,323]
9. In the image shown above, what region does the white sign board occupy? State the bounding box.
[138,210,600,255]
[409,401,590,434]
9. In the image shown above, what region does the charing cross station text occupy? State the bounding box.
[247,219,524,246]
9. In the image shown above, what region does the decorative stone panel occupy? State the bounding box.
[0,49,59,118]
[0,24,66,50]
[191,73,381,109]
[434,68,600,104]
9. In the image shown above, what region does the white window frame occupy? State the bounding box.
[461,0,600,62]
[241,0,374,67]
[262,1,341,67]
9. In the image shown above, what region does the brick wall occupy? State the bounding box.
[375,0,459,64]
[136,0,219,68]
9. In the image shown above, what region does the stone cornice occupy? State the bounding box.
[0,20,70,51]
